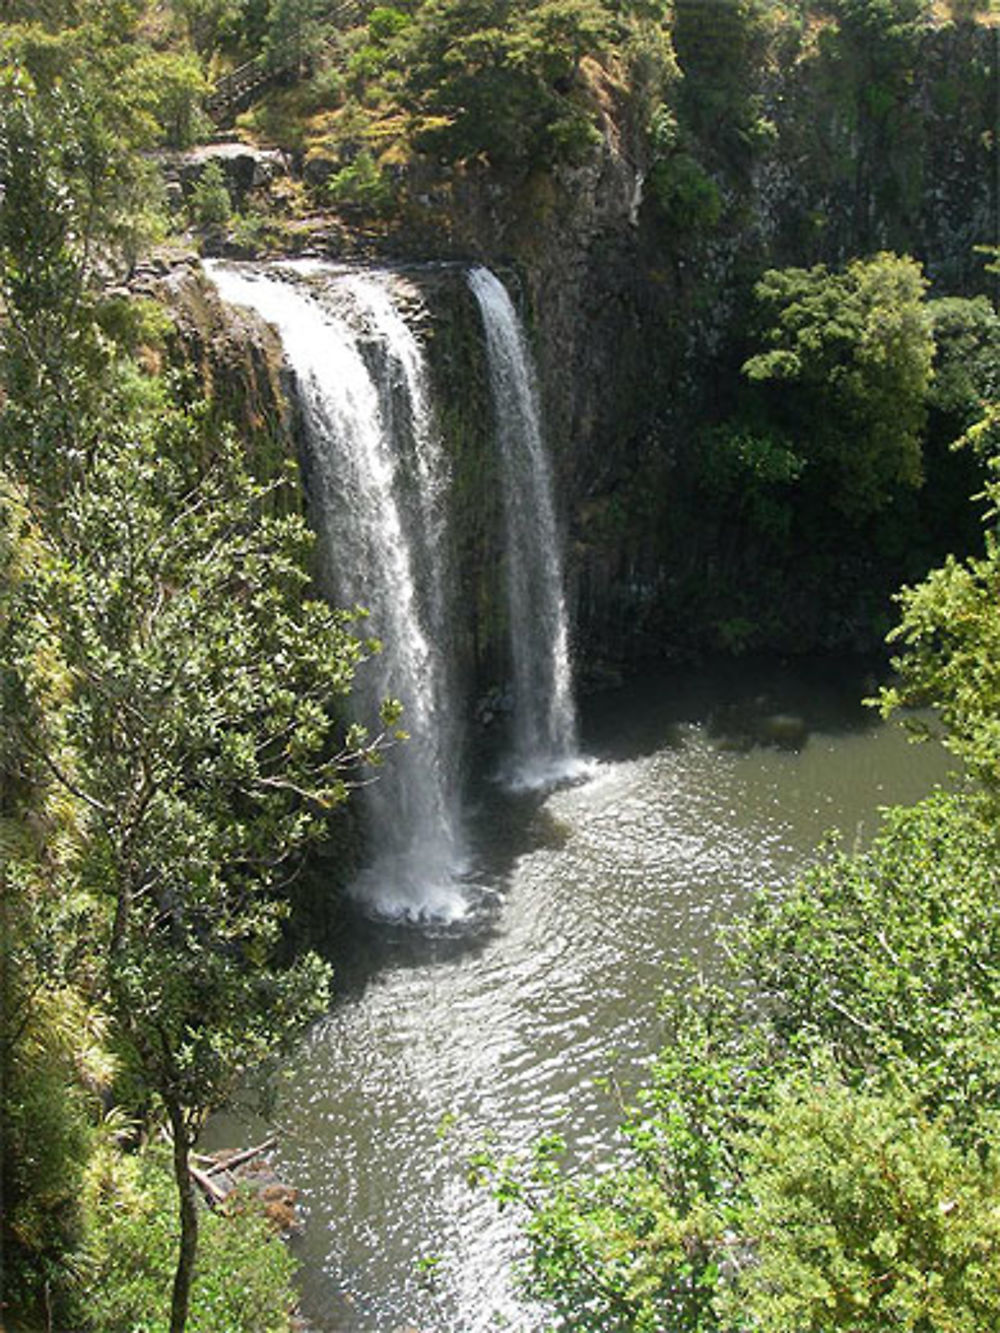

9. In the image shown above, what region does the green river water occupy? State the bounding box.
[207,656,953,1332]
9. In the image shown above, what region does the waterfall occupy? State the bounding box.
[206,261,467,922]
[467,267,580,788]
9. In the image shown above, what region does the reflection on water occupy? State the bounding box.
[205,658,952,1332]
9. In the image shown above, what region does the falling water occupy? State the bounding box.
[206,261,466,921]
[467,266,579,787]
[338,271,459,787]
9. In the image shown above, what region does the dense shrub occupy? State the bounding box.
[484,796,1000,1330]
[73,1144,300,1333]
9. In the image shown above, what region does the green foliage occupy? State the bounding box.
[368,5,413,43]
[697,424,804,539]
[1,10,168,259]
[0,31,171,466]
[172,0,244,57]
[0,358,386,1322]
[738,795,1000,1140]
[743,252,933,520]
[670,0,778,169]
[323,148,395,214]
[6,405,382,1107]
[228,207,285,252]
[1,54,161,412]
[133,48,211,148]
[190,158,233,226]
[926,296,1000,429]
[397,0,614,167]
[74,1143,298,1332]
[824,0,927,66]
[877,519,1000,804]
[0,974,95,1327]
[704,425,805,488]
[732,1073,1000,1332]
[684,259,995,654]
[490,789,1000,1330]
[864,159,1000,808]
[1,500,102,1324]
[647,153,721,233]
[264,0,324,76]
[0,47,386,1324]
[303,0,665,172]
[0,80,99,463]
[96,293,176,355]
[254,0,676,191]
[789,0,929,249]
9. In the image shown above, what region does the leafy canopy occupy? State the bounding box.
[0,41,392,1326]
[482,794,1000,1331]
[743,252,933,520]
[877,475,1000,801]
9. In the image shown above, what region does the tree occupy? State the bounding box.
[730,1072,1000,1333]
[1,14,167,274]
[172,0,244,58]
[0,55,391,1328]
[926,295,1000,430]
[483,791,1000,1330]
[397,0,613,167]
[0,488,105,1329]
[875,429,1000,802]
[131,48,211,149]
[3,402,396,1330]
[670,0,777,170]
[742,252,933,520]
[0,30,171,482]
[0,78,103,471]
[189,158,233,226]
[264,0,324,76]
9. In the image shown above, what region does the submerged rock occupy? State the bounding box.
[756,713,808,749]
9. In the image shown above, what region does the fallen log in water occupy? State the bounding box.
[189,1161,228,1206]
[184,1136,302,1233]
[205,1135,277,1176]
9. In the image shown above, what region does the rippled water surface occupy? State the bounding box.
[208,659,952,1332]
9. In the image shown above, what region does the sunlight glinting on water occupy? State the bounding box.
[200,668,955,1333]
[195,253,958,1332]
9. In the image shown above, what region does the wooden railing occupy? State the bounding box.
[205,0,365,125]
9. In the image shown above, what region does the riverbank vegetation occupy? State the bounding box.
[479,375,1000,1326]
[0,39,395,1331]
[484,791,1000,1327]
[2,0,999,1328]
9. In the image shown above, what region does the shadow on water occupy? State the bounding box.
[314,653,887,1007]
[205,652,951,1333]
[584,653,884,763]
[313,774,578,1003]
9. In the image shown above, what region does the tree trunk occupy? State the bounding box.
[166,1096,199,1333]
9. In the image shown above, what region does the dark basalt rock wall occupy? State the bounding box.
[152,22,996,676]
[427,19,998,670]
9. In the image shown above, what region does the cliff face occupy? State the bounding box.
[139,257,294,481]
[420,17,998,667]
[158,20,996,675]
